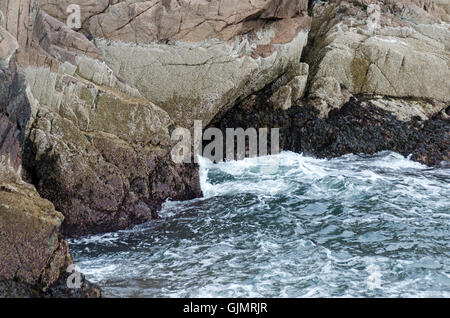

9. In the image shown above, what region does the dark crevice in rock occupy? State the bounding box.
[206,85,450,167]
[0,69,30,170]
[22,139,73,221]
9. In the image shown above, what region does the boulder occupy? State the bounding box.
[0,169,69,292]
[270,85,293,110]
[309,76,352,117]
[269,62,309,110]
[0,168,102,297]
[289,75,309,101]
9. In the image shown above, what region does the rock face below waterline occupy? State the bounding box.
[211,93,450,167]
[289,99,449,167]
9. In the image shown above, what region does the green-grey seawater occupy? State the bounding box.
[70,151,450,297]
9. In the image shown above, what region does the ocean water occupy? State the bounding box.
[69,151,450,297]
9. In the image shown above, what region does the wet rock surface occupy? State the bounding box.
[291,98,449,166]
[23,131,202,237]
[211,94,449,167]
[0,66,101,298]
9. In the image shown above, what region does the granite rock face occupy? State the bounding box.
[0,0,313,240]
[0,0,102,71]
[1,0,204,237]
[304,0,450,117]
[1,0,448,234]
[37,0,311,127]
[208,0,449,167]
[39,0,309,42]
[23,62,201,236]
[0,0,449,299]
[1,169,69,296]
[0,65,100,297]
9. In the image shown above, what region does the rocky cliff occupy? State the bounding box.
[0,62,100,297]
[0,0,448,297]
[0,0,312,238]
[211,0,449,166]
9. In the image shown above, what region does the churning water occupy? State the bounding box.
[70,151,450,297]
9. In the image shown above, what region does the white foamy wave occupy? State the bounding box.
[357,151,427,170]
[68,232,121,246]
[198,151,432,199]
[199,154,295,198]
[198,156,215,197]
